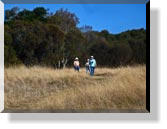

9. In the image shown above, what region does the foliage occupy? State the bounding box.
[4,7,146,67]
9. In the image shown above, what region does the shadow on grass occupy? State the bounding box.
[94,73,113,77]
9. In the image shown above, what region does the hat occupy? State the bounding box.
[90,56,94,58]
[75,57,79,60]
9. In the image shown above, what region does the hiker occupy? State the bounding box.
[73,57,80,72]
[89,56,96,76]
[85,59,90,74]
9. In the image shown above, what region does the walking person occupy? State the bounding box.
[89,56,96,76]
[85,59,90,74]
[73,57,80,72]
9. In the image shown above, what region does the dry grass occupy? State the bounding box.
[4,65,146,112]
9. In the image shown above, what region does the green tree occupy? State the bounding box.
[4,26,21,66]
[48,8,79,33]
[5,7,19,21]
[64,29,86,66]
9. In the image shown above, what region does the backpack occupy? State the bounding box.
[94,59,97,67]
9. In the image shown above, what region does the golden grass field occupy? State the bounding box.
[4,65,146,112]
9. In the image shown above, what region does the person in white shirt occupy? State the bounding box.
[73,57,80,72]
[85,59,90,73]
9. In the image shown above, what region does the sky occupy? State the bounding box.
[5,4,146,34]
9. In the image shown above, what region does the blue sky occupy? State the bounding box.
[5,4,146,34]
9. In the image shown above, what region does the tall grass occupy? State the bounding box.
[4,65,146,112]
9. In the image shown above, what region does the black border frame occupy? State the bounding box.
[146,1,150,112]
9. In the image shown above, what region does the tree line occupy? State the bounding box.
[4,7,146,68]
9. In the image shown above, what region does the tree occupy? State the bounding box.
[64,29,86,66]
[17,9,35,21]
[4,25,21,66]
[109,42,133,66]
[44,24,65,67]
[33,7,48,21]
[48,8,79,33]
[5,7,19,21]
[88,39,111,66]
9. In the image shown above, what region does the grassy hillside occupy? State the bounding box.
[4,65,146,112]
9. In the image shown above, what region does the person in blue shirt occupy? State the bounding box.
[89,56,96,76]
